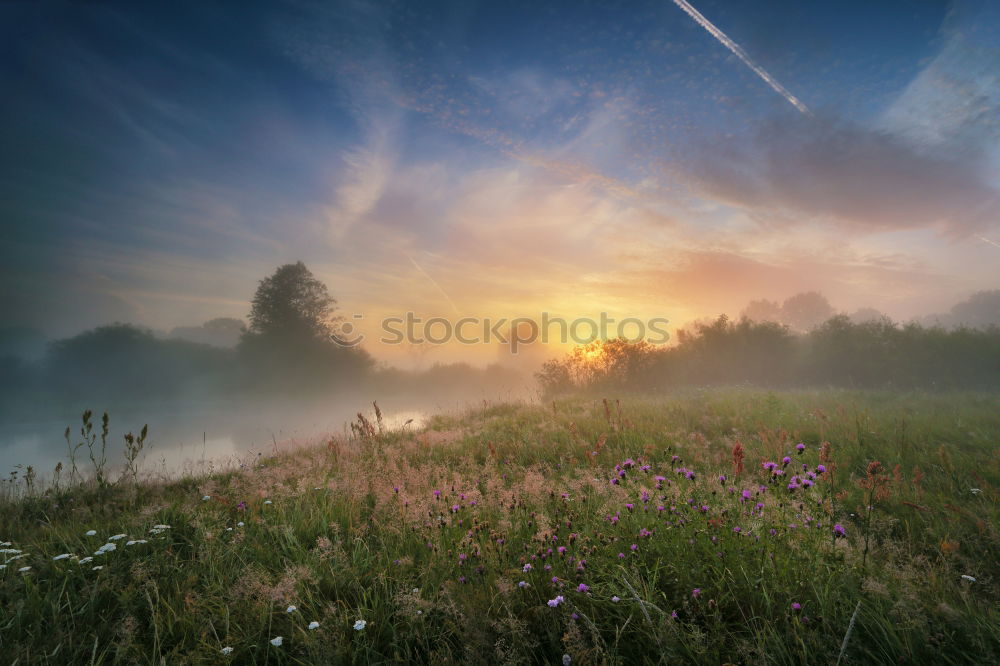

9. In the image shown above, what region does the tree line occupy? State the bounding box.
[536,312,1000,394]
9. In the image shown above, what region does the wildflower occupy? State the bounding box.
[286,605,297,613]
[671,610,679,619]
[718,474,726,483]
[125,539,148,546]
[691,588,701,599]
[308,621,320,630]
[630,543,638,551]
[152,524,171,530]
[970,488,981,495]
[353,620,366,631]
[816,465,826,474]
[961,575,977,582]
[18,566,31,572]
[109,534,127,541]
[270,636,283,647]
[518,581,528,588]
[202,496,211,501]
[85,530,97,536]
[433,490,441,498]
[221,646,234,655]
[791,602,802,611]
[782,456,791,466]
[577,583,589,593]
[92,565,103,571]
[547,596,565,607]
[563,655,572,666]
[94,543,116,555]
[264,500,272,505]
[451,504,460,513]
[796,443,806,452]
[522,563,532,572]
[52,553,72,561]
[78,557,93,564]
[833,524,846,537]
[611,595,620,603]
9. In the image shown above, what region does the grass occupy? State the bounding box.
[1,388,998,664]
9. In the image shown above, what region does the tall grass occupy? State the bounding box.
[1,389,997,664]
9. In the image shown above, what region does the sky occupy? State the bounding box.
[2,0,999,365]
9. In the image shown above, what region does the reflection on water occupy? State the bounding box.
[0,398,432,482]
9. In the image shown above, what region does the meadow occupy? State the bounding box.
[1,389,998,664]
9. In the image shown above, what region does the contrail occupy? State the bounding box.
[975,234,1000,249]
[408,255,461,314]
[672,0,811,115]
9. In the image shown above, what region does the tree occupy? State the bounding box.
[949,290,1000,330]
[239,262,372,389]
[742,299,783,323]
[780,292,835,332]
[247,262,339,341]
[169,317,246,348]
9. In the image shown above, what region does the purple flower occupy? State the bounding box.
[547,595,565,607]
[796,443,806,452]
[691,588,701,599]
[833,523,846,537]
[782,456,792,466]
[816,464,826,474]
[433,490,441,498]
[577,583,589,593]
[791,602,802,611]
[630,543,638,552]
[718,475,726,483]
[523,563,532,572]
[451,504,460,513]
[518,581,528,588]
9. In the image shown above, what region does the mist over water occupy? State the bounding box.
[0,390,505,481]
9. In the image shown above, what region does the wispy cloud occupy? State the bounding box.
[671,0,810,114]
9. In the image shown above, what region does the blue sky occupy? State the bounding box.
[1,0,998,361]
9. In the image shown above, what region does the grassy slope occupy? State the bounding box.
[1,389,998,664]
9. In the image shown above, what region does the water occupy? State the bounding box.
[0,397,432,482]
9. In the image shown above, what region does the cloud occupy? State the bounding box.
[686,112,999,235]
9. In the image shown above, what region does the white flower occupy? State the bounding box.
[264,500,273,505]
[78,557,93,564]
[522,564,532,572]
[18,566,31,573]
[0,541,10,546]
[563,655,572,666]
[92,565,103,571]
[970,488,982,495]
[269,636,283,647]
[237,522,245,527]
[0,565,6,570]
[125,540,148,546]
[353,620,366,631]
[95,543,116,555]
[962,575,977,582]
[611,595,621,603]
[85,530,97,537]
[225,528,233,532]
[308,621,320,630]
[153,524,171,530]
[220,646,234,655]
[286,605,297,613]
[52,553,72,561]
[202,495,211,501]
[108,534,127,541]
[0,548,22,554]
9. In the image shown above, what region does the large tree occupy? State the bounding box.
[247,262,339,340]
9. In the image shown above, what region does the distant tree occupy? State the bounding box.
[239,262,372,389]
[742,299,783,323]
[780,292,835,332]
[169,317,246,348]
[949,290,1000,330]
[247,262,339,340]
